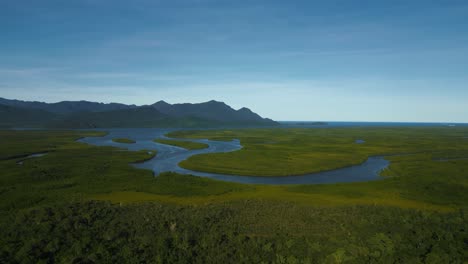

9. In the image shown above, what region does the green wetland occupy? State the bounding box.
[112,138,136,144]
[0,126,467,263]
[81,128,387,184]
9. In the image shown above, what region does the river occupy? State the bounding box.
[78,128,389,185]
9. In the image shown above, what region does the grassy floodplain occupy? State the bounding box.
[154,138,209,150]
[0,128,467,263]
[169,127,468,176]
[112,138,136,144]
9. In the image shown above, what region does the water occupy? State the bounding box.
[16,152,48,165]
[78,128,389,185]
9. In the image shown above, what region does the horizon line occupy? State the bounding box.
[2,97,468,124]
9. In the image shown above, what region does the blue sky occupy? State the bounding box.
[1,0,468,122]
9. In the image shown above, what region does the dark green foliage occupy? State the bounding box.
[149,172,252,196]
[1,129,467,263]
[0,130,104,160]
[0,201,466,263]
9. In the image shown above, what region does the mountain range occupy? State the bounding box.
[0,97,278,128]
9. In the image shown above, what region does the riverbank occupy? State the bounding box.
[1,128,467,262]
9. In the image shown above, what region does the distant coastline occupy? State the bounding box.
[278,121,468,128]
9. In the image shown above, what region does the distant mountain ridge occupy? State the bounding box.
[0,97,136,114]
[0,97,278,128]
[151,100,275,123]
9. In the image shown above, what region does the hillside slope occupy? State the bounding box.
[0,98,278,128]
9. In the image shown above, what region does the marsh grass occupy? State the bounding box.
[1,128,467,262]
[169,127,468,176]
[112,138,136,144]
[154,138,208,150]
[2,128,467,210]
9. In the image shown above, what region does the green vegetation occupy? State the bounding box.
[112,138,136,144]
[1,128,467,263]
[168,127,468,176]
[154,138,209,150]
[1,201,466,263]
[0,130,251,212]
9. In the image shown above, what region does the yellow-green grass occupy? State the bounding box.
[112,138,136,144]
[1,128,467,212]
[1,129,467,263]
[168,127,468,176]
[154,138,208,150]
[92,187,453,212]
[92,153,461,212]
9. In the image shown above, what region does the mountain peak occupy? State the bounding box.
[153,100,171,106]
[203,100,231,109]
[0,97,279,128]
[205,100,225,104]
[238,107,253,112]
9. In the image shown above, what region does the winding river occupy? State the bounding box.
[78,128,389,185]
